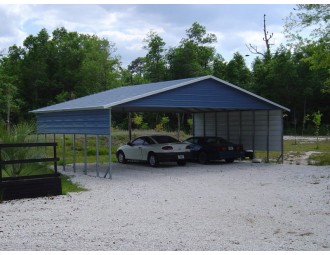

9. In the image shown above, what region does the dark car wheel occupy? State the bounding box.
[177,160,186,166]
[117,151,126,164]
[198,151,209,164]
[148,153,159,167]
[225,158,234,163]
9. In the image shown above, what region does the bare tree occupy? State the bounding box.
[246,14,274,57]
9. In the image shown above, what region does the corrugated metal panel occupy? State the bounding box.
[268,110,282,151]
[216,112,228,139]
[205,113,216,136]
[228,111,240,144]
[254,110,268,150]
[241,111,254,150]
[193,110,283,151]
[36,109,110,135]
[120,79,280,111]
[193,113,204,136]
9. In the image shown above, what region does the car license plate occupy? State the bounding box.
[228,146,233,150]
[178,155,184,159]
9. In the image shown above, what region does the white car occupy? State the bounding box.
[116,135,191,167]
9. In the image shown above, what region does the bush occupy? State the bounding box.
[0,122,40,177]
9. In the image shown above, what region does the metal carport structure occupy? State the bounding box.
[31,75,290,178]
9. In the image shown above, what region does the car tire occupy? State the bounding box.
[198,151,208,164]
[177,160,186,166]
[225,158,234,163]
[117,151,127,164]
[148,153,159,167]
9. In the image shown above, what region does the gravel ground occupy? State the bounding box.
[1,161,330,251]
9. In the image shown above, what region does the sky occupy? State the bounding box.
[0,4,297,68]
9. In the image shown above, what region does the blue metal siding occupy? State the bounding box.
[118,79,277,110]
[36,109,110,135]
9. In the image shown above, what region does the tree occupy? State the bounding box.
[127,57,147,85]
[143,31,166,82]
[212,54,227,79]
[4,27,122,117]
[284,4,330,93]
[246,14,274,58]
[167,22,217,80]
[225,52,252,89]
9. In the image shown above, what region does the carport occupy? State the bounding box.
[31,75,290,178]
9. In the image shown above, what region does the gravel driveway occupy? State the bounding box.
[1,161,329,251]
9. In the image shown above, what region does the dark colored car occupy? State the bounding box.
[184,136,244,164]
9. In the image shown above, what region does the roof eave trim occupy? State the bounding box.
[30,105,106,114]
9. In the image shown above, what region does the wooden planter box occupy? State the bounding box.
[0,173,62,201]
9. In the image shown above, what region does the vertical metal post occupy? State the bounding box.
[215,112,218,137]
[177,113,180,140]
[45,134,47,154]
[84,134,87,174]
[266,110,270,163]
[252,111,256,159]
[226,111,230,140]
[104,109,112,179]
[203,113,206,136]
[0,147,2,181]
[128,112,132,141]
[73,134,76,172]
[192,113,195,136]
[108,110,112,179]
[280,110,284,164]
[62,134,66,171]
[53,143,58,174]
[96,135,99,177]
[36,133,40,158]
[239,111,242,145]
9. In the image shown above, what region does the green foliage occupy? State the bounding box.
[0,122,38,176]
[284,4,330,93]
[308,153,330,166]
[224,52,252,89]
[167,22,217,79]
[143,31,167,82]
[132,114,144,128]
[1,27,120,121]
[155,116,170,132]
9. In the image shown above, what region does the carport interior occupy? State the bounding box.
[33,75,289,178]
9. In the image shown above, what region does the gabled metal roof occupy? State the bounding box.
[31,75,290,113]
[31,76,199,113]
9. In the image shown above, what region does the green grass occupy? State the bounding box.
[61,174,88,194]
[308,153,330,166]
[254,139,330,165]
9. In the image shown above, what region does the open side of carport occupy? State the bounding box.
[31,75,290,179]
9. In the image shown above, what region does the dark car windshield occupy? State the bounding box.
[152,135,179,144]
